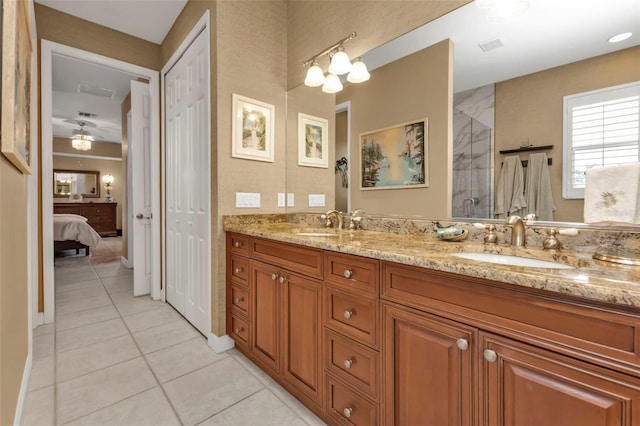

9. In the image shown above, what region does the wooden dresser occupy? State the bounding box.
[54,202,118,237]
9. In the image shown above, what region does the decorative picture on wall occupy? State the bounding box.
[360,118,428,190]
[232,94,275,162]
[1,0,33,174]
[298,113,328,168]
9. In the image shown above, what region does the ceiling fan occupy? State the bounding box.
[69,121,95,151]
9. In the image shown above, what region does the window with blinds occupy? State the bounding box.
[562,81,640,199]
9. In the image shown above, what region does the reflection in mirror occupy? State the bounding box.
[286,0,639,226]
[53,169,100,198]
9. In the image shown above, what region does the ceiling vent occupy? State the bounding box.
[78,111,97,118]
[77,83,115,99]
[478,38,504,52]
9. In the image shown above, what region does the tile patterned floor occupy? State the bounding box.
[21,253,326,425]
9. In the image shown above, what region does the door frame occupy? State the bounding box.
[41,40,161,322]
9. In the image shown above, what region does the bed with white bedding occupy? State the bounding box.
[53,214,102,255]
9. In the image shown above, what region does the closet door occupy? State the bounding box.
[165,28,211,335]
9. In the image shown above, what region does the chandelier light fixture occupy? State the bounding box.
[303,32,370,94]
[70,122,94,151]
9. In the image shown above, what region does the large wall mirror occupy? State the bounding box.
[286,0,640,227]
[53,169,100,198]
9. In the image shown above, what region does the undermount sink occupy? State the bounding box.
[451,252,573,269]
[295,232,339,237]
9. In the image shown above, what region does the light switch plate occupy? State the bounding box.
[308,194,326,207]
[236,192,261,208]
[287,193,295,207]
[277,193,285,207]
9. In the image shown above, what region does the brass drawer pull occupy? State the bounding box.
[343,269,353,279]
[234,241,242,248]
[456,338,469,351]
[234,297,244,304]
[343,310,353,319]
[234,327,244,334]
[234,267,244,274]
[271,274,278,281]
[343,359,353,369]
[343,408,353,418]
[483,349,497,363]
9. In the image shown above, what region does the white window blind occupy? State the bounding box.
[562,82,640,199]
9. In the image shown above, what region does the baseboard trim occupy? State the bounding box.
[14,353,32,426]
[208,333,235,353]
[120,256,133,268]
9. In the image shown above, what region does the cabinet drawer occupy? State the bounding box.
[230,285,249,315]
[325,253,379,296]
[229,314,249,349]
[325,287,378,348]
[230,256,249,284]
[326,375,378,426]
[228,233,250,256]
[326,330,379,400]
[251,237,323,280]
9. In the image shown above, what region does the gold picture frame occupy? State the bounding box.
[1,0,33,175]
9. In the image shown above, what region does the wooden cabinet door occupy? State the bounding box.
[481,332,640,426]
[383,303,475,426]
[282,271,323,406]
[250,261,281,373]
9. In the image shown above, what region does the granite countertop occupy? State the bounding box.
[224,220,640,309]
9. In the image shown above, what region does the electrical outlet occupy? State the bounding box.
[308,194,326,207]
[277,193,285,207]
[287,193,295,207]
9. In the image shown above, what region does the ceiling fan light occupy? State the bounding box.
[347,59,370,83]
[71,137,91,151]
[322,73,343,94]
[328,48,352,75]
[304,63,326,87]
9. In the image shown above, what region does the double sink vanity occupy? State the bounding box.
[224,213,640,425]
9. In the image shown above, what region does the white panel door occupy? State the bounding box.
[130,80,153,296]
[165,29,211,336]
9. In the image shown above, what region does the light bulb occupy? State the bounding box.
[304,62,326,87]
[328,48,352,75]
[322,74,343,94]
[347,59,370,83]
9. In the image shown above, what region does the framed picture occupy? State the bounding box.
[231,94,275,162]
[298,113,328,168]
[1,0,33,174]
[360,118,428,190]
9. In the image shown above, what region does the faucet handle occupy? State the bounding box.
[523,213,537,223]
[320,213,333,228]
[348,209,365,230]
[558,228,579,236]
[473,223,498,244]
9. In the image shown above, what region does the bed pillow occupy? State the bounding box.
[53,213,88,222]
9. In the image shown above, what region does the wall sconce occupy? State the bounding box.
[303,32,370,94]
[102,174,114,202]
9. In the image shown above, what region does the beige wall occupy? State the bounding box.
[286,85,336,213]
[335,111,349,212]
[286,0,469,89]
[337,39,453,217]
[495,46,640,222]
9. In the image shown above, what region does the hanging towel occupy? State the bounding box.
[524,153,556,221]
[495,156,526,219]
[584,163,640,225]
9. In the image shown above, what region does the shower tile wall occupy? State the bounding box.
[453,84,494,218]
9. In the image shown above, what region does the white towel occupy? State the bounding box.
[584,163,640,225]
[495,156,526,219]
[524,153,555,221]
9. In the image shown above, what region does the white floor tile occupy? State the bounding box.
[146,336,228,383]
[64,387,180,426]
[163,357,264,426]
[54,266,98,285]
[100,274,134,295]
[93,262,133,279]
[111,292,166,317]
[133,320,201,354]
[230,349,279,388]
[28,354,54,392]
[55,305,120,332]
[55,283,107,303]
[55,278,102,295]
[56,357,157,424]
[123,304,183,333]
[55,292,112,316]
[270,383,327,426]
[33,331,54,360]
[199,388,307,426]
[56,335,141,383]
[20,385,54,426]
[56,318,128,353]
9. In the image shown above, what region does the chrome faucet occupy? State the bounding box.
[348,209,365,230]
[321,210,343,230]
[507,216,525,247]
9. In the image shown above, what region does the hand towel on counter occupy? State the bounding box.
[584,163,640,225]
[524,153,556,221]
[495,156,526,219]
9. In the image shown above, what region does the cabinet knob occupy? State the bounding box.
[234,327,244,334]
[343,269,353,279]
[271,274,278,281]
[343,408,353,418]
[234,297,243,304]
[456,338,469,351]
[343,359,353,369]
[483,349,497,363]
[343,310,353,319]
[279,276,287,284]
[234,241,242,248]
[234,267,243,274]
